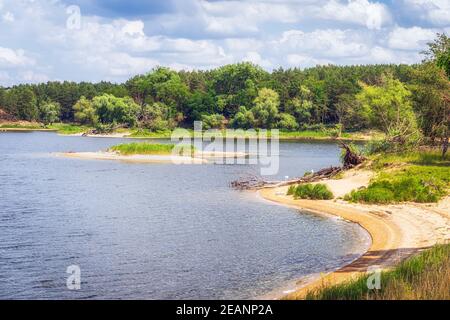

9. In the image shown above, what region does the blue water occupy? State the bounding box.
[0,132,369,299]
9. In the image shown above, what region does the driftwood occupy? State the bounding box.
[339,140,366,168]
[231,166,343,190]
[231,141,365,190]
[82,124,126,136]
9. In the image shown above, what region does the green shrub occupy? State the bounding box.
[345,175,446,204]
[288,183,334,200]
[110,143,195,156]
[287,185,296,195]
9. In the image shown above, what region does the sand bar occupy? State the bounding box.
[259,168,450,299]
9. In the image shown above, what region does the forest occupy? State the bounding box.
[1,34,449,154]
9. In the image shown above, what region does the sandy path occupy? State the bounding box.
[259,169,450,299]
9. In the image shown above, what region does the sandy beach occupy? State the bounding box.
[259,168,450,299]
[55,150,249,164]
[56,151,207,164]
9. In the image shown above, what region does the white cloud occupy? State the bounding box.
[121,20,145,37]
[2,11,14,22]
[403,0,450,26]
[286,54,332,67]
[243,51,272,69]
[279,29,370,58]
[19,70,49,83]
[0,71,10,85]
[321,0,392,30]
[0,47,34,67]
[0,0,446,85]
[388,26,436,50]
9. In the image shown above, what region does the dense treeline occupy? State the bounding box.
[1,34,448,152]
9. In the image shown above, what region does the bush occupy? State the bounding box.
[287,185,296,195]
[277,113,299,130]
[345,176,446,204]
[110,142,195,156]
[201,113,225,129]
[288,183,334,200]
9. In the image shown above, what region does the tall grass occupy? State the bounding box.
[109,142,195,156]
[346,151,450,204]
[287,183,334,200]
[0,123,44,129]
[306,243,450,300]
[48,123,90,134]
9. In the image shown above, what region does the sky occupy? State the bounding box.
[0,0,449,85]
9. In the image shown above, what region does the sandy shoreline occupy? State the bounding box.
[55,150,249,164]
[56,151,207,164]
[258,169,450,299]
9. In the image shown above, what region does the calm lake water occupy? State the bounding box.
[0,132,370,299]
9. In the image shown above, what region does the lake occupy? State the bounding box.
[0,132,370,299]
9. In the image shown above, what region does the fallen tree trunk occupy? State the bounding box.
[339,141,366,168]
[231,141,365,190]
[231,166,343,190]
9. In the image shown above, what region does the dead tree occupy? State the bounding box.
[339,141,366,168]
[231,141,366,190]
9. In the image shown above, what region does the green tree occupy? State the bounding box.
[184,90,216,123]
[140,102,176,131]
[356,74,419,149]
[421,33,450,156]
[73,96,98,126]
[39,101,61,125]
[92,94,140,127]
[277,113,298,130]
[251,88,280,128]
[211,63,267,117]
[127,67,189,110]
[423,33,450,79]
[201,113,225,130]
[285,86,313,126]
[335,93,370,131]
[230,106,255,129]
[7,86,38,121]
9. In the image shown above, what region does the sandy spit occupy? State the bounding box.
[259,168,450,299]
[55,151,207,164]
[55,150,248,164]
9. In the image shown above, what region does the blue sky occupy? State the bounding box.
[0,0,449,85]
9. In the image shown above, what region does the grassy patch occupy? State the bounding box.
[0,123,45,129]
[370,150,449,169]
[305,243,450,300]
[109,142,195,156]
[48,123,91,134]
[128,129,176,138]
[128,128,379,141]
[287,183,334,200]
[346,151,449,204]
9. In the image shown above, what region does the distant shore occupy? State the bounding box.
[0,127,57,132]
[0,122,382,142]
[259,168,450,299]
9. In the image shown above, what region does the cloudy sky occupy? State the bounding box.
[0,0,449,85]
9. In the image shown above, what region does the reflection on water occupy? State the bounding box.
[0,132,369,299]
